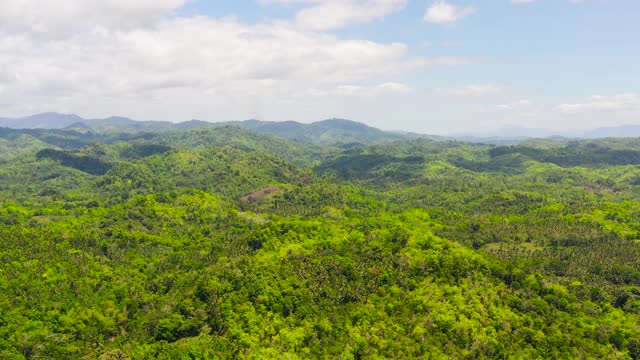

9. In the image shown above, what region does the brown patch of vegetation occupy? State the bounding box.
[584,185,621,195]
[240,186,281,202]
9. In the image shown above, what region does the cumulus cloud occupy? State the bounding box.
[0,0,187,37]
[0,18,417,96]
[497,99,532,110]
[0,1,472,119]
[512,0,591,5]
[559,94,640,114]
[424,1,476,25]
[309,82,412,97]
[260,0,407,31]
[439,84,505,96]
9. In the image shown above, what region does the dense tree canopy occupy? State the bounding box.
[1,126,640,359]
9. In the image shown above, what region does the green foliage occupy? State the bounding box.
[217,118,418,145]
[1,128,640,359]
[488,142,640,168]
[159,126,335,166]
[36,148,113,175]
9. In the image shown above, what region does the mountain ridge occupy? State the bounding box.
[0,113,432,145]
[3,113,640,144]
[456,124,640,139]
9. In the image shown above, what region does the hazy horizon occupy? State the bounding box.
[5,110,640,138]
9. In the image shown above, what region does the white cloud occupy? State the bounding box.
[0,1,473,120]
[440,84,505,96]
[261,0,406,31]
[309,82,412,97]
[515,0,594,4]
[510,0,594,5]
[0,0,188,37]
[559,94,640,114]
[0,18,417,95]
[424,1,476,25]
[497,99,532,110]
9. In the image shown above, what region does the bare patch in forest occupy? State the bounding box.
[240,186,281,202]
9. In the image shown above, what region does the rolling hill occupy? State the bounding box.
[0,113,432,145]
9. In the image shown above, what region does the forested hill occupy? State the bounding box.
[6,113,640,146]
[0,113,431,145]
[1,127,640,359]
[207,118,432,145]
[0,126,333,166]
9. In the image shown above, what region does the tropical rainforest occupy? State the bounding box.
[1,119,640,359]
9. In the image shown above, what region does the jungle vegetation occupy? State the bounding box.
[1,124,640,359]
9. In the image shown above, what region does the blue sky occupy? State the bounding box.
[0,0,638,134]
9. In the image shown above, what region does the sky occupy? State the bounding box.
[0,0,638,134]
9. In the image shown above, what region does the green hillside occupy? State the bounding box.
[211,118,429,145]
[1,128,640,359]
[2,113,432,146]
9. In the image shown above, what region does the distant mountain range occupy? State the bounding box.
[2,113,640,145]
[455,125,640,140]
[0,113,86,129]
[0,113,435,145]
